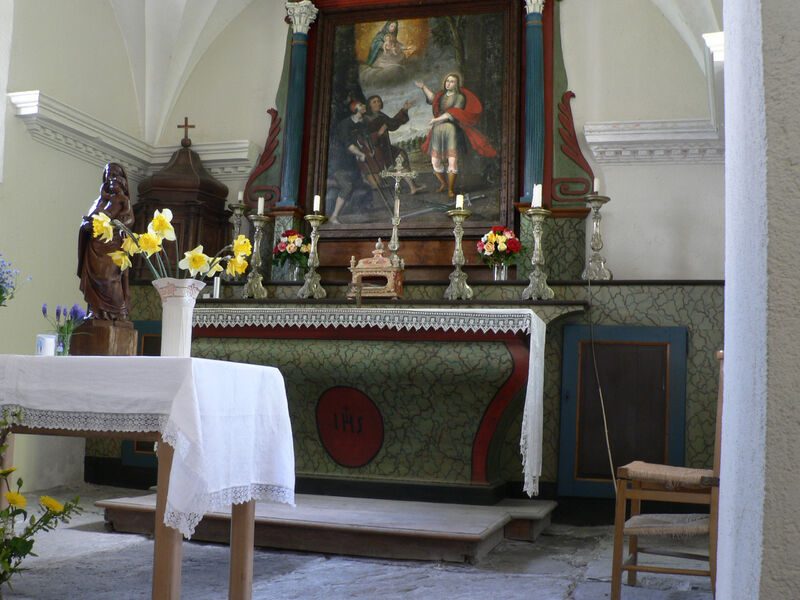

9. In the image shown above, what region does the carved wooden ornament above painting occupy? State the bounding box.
[248,0,593,272]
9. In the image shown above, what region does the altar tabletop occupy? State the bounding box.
[0,355,295,537]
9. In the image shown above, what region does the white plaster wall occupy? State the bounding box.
[163,0,288,147]
[0,0,139,491]
[720,0,800,597]
[561,0,724,279]
[593,163,724,279]
[718,0,767,595]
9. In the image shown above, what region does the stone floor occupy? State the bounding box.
[4,483,713,599]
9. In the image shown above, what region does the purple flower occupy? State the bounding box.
[55,305,62,322]
[42,303,48,317]
[70,304,86,321]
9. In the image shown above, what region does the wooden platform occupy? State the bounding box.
[98,494,557,563]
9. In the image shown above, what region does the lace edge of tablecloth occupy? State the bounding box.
[3,405,167,432]
[165,483,296,538]
[194,307,535,335]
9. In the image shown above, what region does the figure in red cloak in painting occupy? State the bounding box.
[415,72,497,198]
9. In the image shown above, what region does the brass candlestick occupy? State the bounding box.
[521,207,555,301]
[223,201,247,283]
[243,213,271,299]
[444,208,473,300]
[297,213,328,299]
[582,194,613,281]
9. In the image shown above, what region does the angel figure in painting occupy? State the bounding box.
[415,72,497,199]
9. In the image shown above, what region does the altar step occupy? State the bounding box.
[97,494,557,563]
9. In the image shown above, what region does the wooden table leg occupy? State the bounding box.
[229,500,255,600]
[0,433,13,510]
[153,441,182,600]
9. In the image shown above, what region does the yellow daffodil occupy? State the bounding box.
[92,213,114,242]
[121,235,138,256]
[179,246,211,276]
[225,255,248,276]
[486,232,496,244]
[40,495,65,514]
[497,242,507,252]
[496,235,506,244]
[206,260,224,276]
[137,233,162,257]
[148,209,176,241]
[232,235,252,258]
[0,466,16,477]
[108,250,132,271]
[5,491,26,508]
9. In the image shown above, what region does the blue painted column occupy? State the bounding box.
[279,0,318,207]
[522,0,546,203]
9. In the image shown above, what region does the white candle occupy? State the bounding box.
[313,194,321,212]
[593,177,601,194]
[455,194,464,209]
[237,191,244,202]
[532,184,542,208]
[257,197,265,215]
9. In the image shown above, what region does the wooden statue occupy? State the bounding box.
[77,162,134,320]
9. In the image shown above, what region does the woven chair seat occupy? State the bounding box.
[618,461,714,487]
[624,513,710,537]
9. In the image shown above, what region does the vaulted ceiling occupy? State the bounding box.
[109,0,723,145]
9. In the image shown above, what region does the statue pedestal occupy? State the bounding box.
[71,319,138,356]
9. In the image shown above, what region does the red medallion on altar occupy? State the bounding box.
[316,386,384,468]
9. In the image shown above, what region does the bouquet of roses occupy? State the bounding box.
[476,226,523,266]
[272,229,311,270]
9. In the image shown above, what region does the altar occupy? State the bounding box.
[191,302,580,502]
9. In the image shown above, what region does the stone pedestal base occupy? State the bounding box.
[71,319,138,356]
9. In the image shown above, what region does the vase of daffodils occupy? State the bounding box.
[92,208,252,357]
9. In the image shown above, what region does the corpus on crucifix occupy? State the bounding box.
[380,155,417,266]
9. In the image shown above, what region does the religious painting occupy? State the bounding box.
[308,2,520,239]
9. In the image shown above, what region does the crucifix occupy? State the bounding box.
[177,117,195,146]
[379,155,417,266]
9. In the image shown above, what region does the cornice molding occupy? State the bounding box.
[584,118,724,164]
[8,90,258,189]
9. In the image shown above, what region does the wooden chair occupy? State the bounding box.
[610,350,723,599]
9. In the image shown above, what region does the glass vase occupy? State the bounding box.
[152,278,206,357]
[289,263,303,282]
[55,332,71,356]
[492,263,509,282]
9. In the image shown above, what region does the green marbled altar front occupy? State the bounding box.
[192,335,516,486]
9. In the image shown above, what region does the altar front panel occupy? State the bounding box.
[192,324,531,492]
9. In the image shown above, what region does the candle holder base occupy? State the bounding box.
[298,213,328,299]
[242,213,272,299]
[521,207,555,301]
[443,208,473,301]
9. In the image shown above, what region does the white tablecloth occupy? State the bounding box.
[194,306,546,495]
[0,355,295,537]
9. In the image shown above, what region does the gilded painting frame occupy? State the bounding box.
[305,0,522,241]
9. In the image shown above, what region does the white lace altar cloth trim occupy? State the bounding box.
[0,355,296,538]
[195,306,545,496]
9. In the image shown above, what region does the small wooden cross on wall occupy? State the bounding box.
[178,116,195,146]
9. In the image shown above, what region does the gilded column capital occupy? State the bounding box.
[285,0,318,35]
[524,0,545,15]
